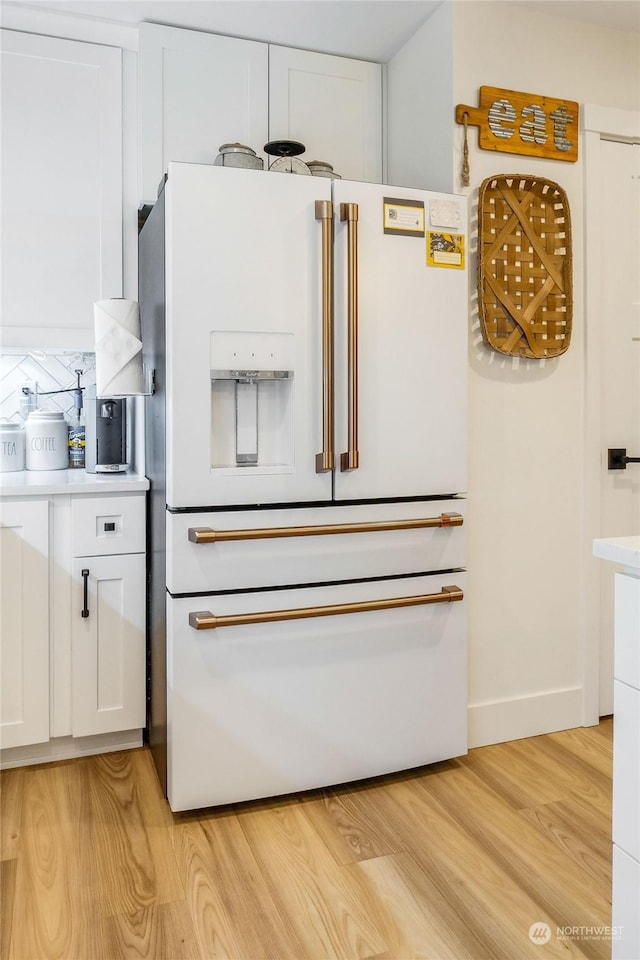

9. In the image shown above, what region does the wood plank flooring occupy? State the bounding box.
[1,720,613,960]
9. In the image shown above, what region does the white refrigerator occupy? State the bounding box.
[140,162,468,812]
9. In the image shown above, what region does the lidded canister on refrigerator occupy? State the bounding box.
[307,160,342,179]
[0,419,25,472]
[25,410,68,470]
[213,143,264,170]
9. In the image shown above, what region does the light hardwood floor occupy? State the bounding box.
[1,720,613,960]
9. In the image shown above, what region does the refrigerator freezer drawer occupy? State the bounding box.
[166,572,467,811]
[167,499,466,593]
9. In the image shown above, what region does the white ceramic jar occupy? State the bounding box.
[0,419,25,472]
[25,410,68,470]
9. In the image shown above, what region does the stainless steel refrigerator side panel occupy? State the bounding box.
[139,190,168,795]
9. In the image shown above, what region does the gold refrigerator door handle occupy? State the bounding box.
[315,199,334,473]
[189,585,463,630]
[187,512,463,543]
[340,202,360,471]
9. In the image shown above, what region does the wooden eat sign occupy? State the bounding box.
[456,86,579,162]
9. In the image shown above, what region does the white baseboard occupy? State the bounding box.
[0,730,143,769]
[468,686,584,749]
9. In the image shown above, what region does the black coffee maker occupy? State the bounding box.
[85,385,127,473]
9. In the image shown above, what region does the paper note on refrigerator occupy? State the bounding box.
[426,232,465,269]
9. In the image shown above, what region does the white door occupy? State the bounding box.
[269,45,382,183]
[139,23,269,205]
[165,162,333,508]
[72,554,146,737]
[0,499,49,749]
[0,30,122,349]
[332,180,468,501]
[597,139,640,715]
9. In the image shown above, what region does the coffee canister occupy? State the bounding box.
[0,419,25,472]
[25,410,68,470]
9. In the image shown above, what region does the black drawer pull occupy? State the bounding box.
[81,568,90,618]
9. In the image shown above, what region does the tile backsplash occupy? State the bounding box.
[0,351,96,423]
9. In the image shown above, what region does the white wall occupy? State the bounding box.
[387,1,454,192]
[450,1,640,746]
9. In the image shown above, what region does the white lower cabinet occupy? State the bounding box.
[0,488,147,767]
[69,493,146,738]
[0,499,49,749]
[71,554,146,737]
[612,844,640,960]
[612,570,640,960]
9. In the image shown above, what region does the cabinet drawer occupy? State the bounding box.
[72,495,145,557]
[167,571,467,810]
[167,499,466,593]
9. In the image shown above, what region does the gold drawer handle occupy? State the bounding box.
[189,585,463,630]
[188,512,463,544]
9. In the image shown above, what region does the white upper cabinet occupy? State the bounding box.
[138,25,383,204]
[269,45,382,183]
[0,30,122,350]
[139,23,269,204]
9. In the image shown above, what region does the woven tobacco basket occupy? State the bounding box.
[478,174,573,359]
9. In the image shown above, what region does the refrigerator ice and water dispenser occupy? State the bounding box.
[210,331,295,469]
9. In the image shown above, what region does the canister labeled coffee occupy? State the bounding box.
[25,410,68,470]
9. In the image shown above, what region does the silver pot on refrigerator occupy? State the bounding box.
[213,143,264,170]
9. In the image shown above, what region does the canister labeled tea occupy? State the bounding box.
[0,420,25,472]
[25,410,68,470]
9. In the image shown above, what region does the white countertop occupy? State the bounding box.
[593,536,640,571]
[0,469,149,496]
